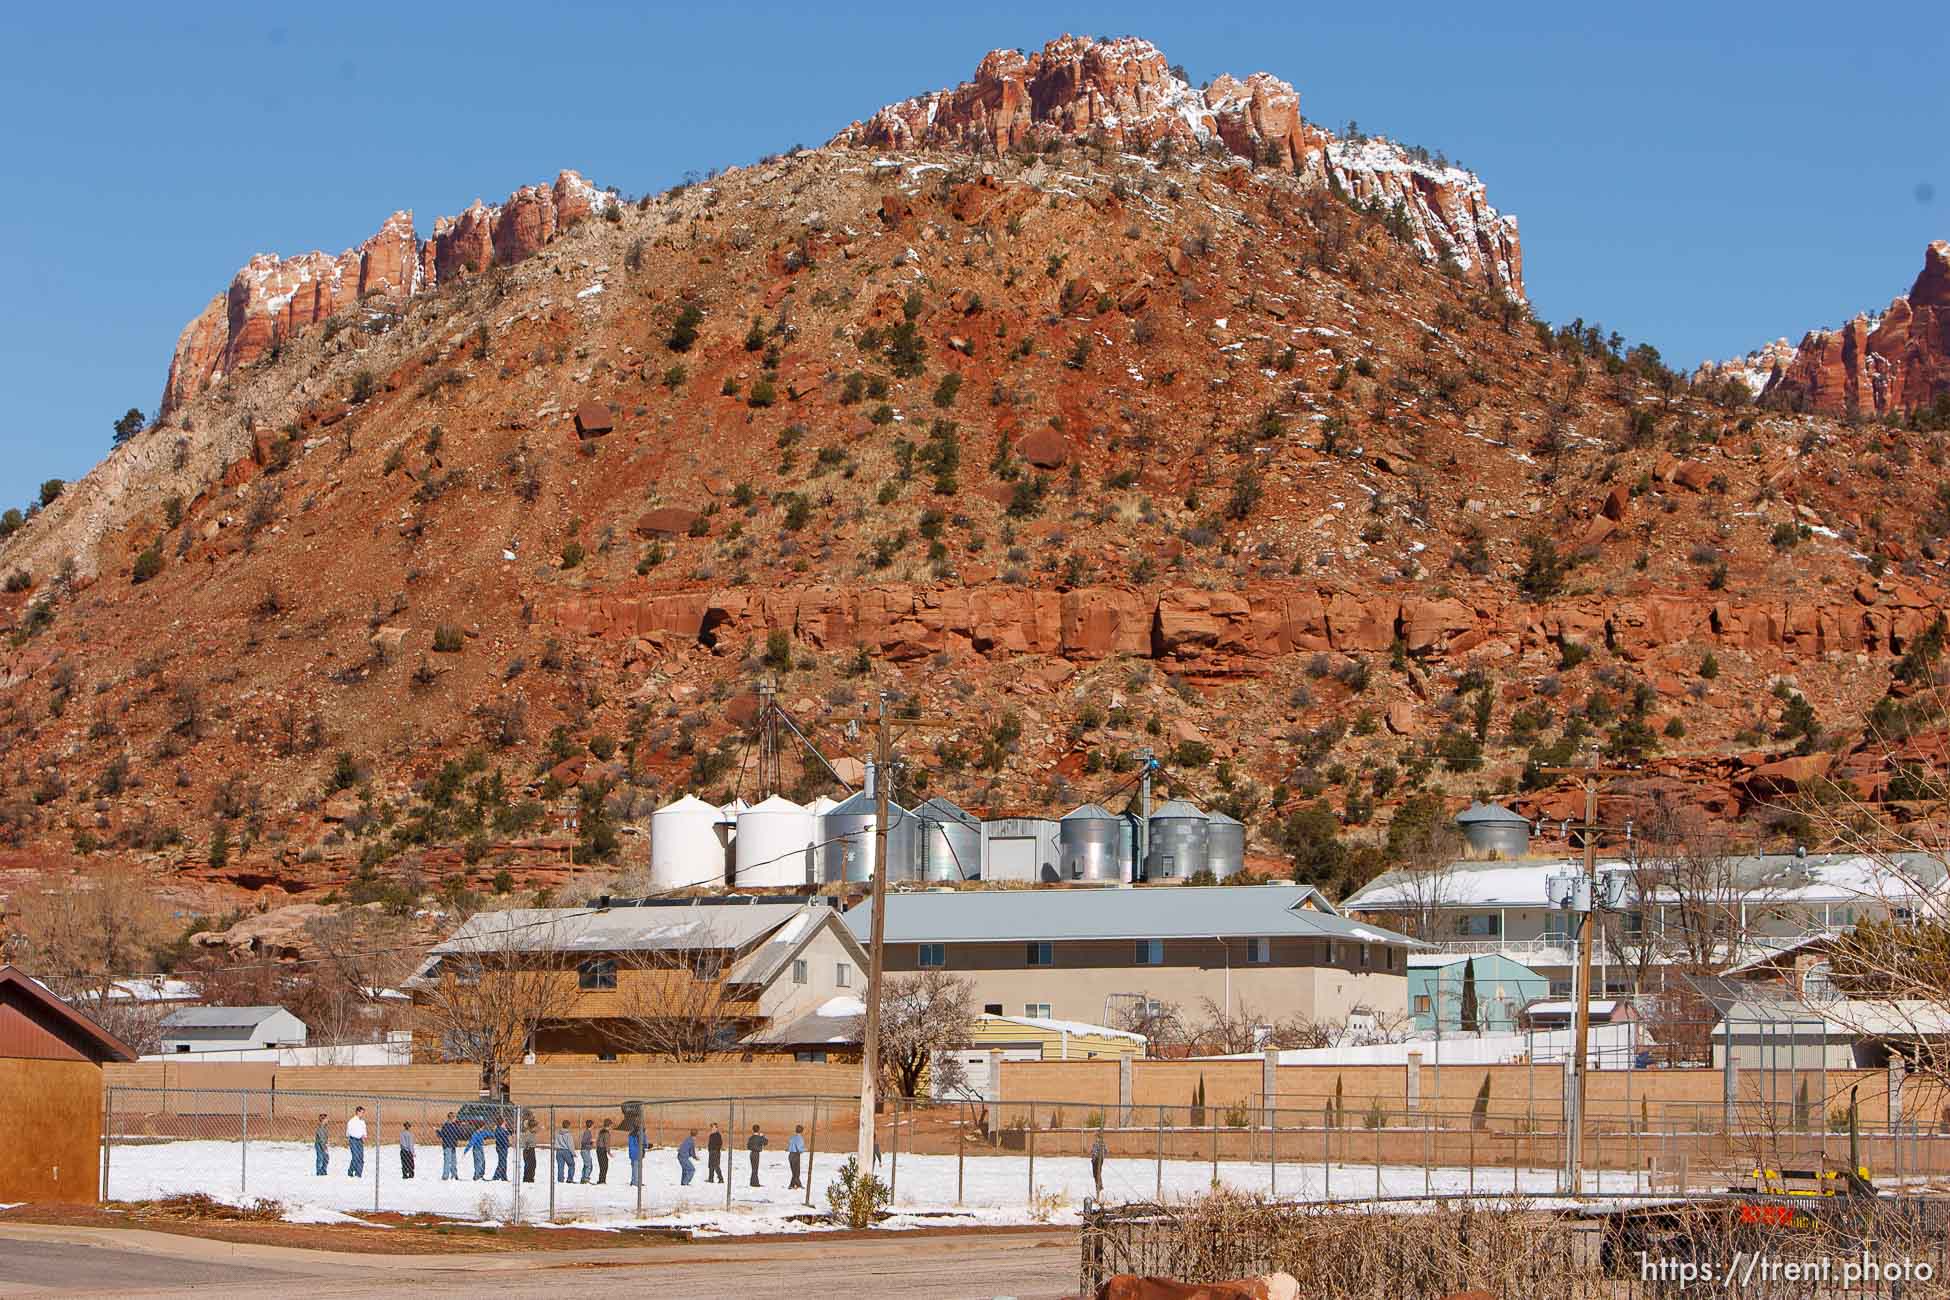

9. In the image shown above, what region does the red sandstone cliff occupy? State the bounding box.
[830,35,1523,297]
[160,171,610,416]
[1761,240,1950,416]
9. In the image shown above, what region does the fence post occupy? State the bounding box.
[725,1099,736,1211]
[1155,1106,1163,1201]
[805,1098,818,1209]
[241,1092,249,1200]
[1211,1112,1219,1187]
[1027,1115,1037,1206]
[511,1102,522,1224]
[373,1102,382,1214]
[1322,1101,1331,1201]
[889,1094,900,1201]
[1268,1103,1276,1197]
[549,1103,558,1222]
[955,1099,964,1208]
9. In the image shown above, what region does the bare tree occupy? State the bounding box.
[1387,859,1461,941]
[1190,996,1267,1055]
[8,862,173,1052]
[861,969,975,1099]
[410,912,583,1097]
[610,933,753,1061]
[1267,1005,1415,1050]
[1109,996,1188,1057]
[296,907,420,1047]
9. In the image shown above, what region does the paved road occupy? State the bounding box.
[0,1224,1081,1300]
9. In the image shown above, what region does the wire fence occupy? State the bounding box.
[101,1085,1950,1227]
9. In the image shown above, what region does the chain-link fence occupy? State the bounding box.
[103,1085,1950,1227]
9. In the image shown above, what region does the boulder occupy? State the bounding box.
[1016,426,1070,469]
[574,401,614,437]
[635,507,702,538]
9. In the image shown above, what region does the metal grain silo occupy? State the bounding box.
[1205,810,1247,879]
[916,796,981,882]
[734,795,816,887]
[1455,801,1531,859]
[1059,804,1123,881]
[650,794,730,889]
[820,790,918,883]
[1145,800,1209,880]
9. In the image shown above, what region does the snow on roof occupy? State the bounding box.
[816,995,865,1018]
[431,901,818,957]
[1527,1000,1617,1017]
[1454,801,1528,825]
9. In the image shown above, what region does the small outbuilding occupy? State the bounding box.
[0,966,136,1203]
[159,1005,308,1054]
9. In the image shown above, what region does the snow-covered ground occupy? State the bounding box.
[103,1139,1643,1235]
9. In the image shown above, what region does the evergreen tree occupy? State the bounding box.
[1459,957,1480,1033]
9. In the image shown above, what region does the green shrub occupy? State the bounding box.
[433,624,464,653]
[825,1157,890,1229]
[131,546,162,585]
[667,304,702,352]
[560,542,585,569]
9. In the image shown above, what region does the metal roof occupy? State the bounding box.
[1205,810,1245,827]
[844,885,1418,946]
[1149,800,1205,820]
[916,796,979,827]
[160,1005,294,1030]
[0,966,139,1063]
[1061,803,1116,821]
[825,790,907,817]
[430,901,822,957]
[1454,801,1529,825]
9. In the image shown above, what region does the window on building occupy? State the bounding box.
[1457,914,1500,937]
[1620,911,1645,937]
[1024,1003,1052,1019]
[791,958,808,984]
[1359,944,1370,968]
[919,943,947,968]
[1135,938,1163,965]
[1544,913,1575,944]
[1246,937,1271,964]
[1026,941,1053,966]
[577,958,618,990]
[1413,994,1431,1014]
[795,1049,830,1063]
[1324,941,1336,965]
[836,963,851,987]
[597,1051,618,1062]
[983,1003,1004,1015]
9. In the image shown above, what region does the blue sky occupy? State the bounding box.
[1,2,1942,508]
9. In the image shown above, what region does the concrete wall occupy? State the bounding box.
[0,1057,103,1202]
[998,1056,1927,1130]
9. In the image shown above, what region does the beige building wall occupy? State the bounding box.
[883,936,1407,1025]
[754,923,863,1023]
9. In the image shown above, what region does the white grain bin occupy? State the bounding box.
[650,794,729,889]
[734,795,817,887]
[809,794,840,816]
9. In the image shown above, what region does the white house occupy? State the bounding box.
[158,1005,308,1053]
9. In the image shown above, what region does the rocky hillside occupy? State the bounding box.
[1703,240,1950,418]
[2,34,1947,910]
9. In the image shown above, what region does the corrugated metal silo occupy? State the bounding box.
[1118,810,1144,882]
[1455,801,1531,858]
[819,791,918,883]
[1145,800,1209,880]
[734,795,816,887]
[1059,804,1123,881]
[916,796,981,882]
[650,794,729,889]
[1205,809,1247,879]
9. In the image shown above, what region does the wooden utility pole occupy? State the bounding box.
[1540,759,1636,1193]
[857,693,957,1177]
